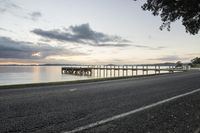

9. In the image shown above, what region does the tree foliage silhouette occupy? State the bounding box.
[135,0,200,35]
[175,61,183,67]
[191,57,200,64]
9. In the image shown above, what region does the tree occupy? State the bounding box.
[175,61,183,67]
[134,0,200,35]
[191,57,200,64]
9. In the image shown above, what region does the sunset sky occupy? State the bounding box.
[0,0,199,65]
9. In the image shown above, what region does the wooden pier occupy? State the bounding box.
[61,65,189,77]
[61,67,92,76]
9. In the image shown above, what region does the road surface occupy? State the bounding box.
[0,71,200,133]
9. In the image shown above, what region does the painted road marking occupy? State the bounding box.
[62,88,200,133]
[194,127,200,133]
[69,88,78,92]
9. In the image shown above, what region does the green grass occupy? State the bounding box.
[0,73,174,90]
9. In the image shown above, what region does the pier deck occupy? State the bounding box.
[61,65,189,76]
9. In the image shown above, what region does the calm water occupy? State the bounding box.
[0,66,93,86]
[0,66,170,86]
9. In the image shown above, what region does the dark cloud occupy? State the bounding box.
[0,0,42,21]
[0,27,7,31]
[91,43,131,47]
[31,23,131,47]
[112,59,123,62]
[67,24,130,43]
[0,36,86,60]
[0,27,13,33]
[132,45,165,50]
[0,8,6,13]
[0,0,21,13]
[31,23,165,49]
[150,55,183,61]
[29,11,42,21]
[0,37,38,59]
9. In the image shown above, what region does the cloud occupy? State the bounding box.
[150,55,184,62]
[0,27,7,31]
[31,23,165,49]
[0,7,6,13]
[0,0,42,21]
[0,36,86,60]
[31,23,131,47]
[0,27,13,33]
[186,53,200,56]
[29,11,42,21]
[0,0,21,13]
[91,43,131,47]
[132,45,165,50]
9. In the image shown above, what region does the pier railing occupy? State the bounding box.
[61,65,190,77]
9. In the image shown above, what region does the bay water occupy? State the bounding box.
[0,65,170,86]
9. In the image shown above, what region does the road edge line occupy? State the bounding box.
[62,88,200,133]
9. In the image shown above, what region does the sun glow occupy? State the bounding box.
[32,52,41,57]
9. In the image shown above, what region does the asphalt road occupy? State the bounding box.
[0,71,200,133]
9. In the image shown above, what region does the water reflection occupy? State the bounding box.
[0,65,181,86]
[62,65,172,78]
[0,66,93,85]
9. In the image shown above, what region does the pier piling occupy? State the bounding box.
[61,64,188,77]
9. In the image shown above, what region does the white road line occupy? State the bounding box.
[62,88,200,133]
[69,88,78,92]
[194,127,200,133]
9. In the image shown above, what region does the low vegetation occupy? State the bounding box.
[190,57,200,68]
